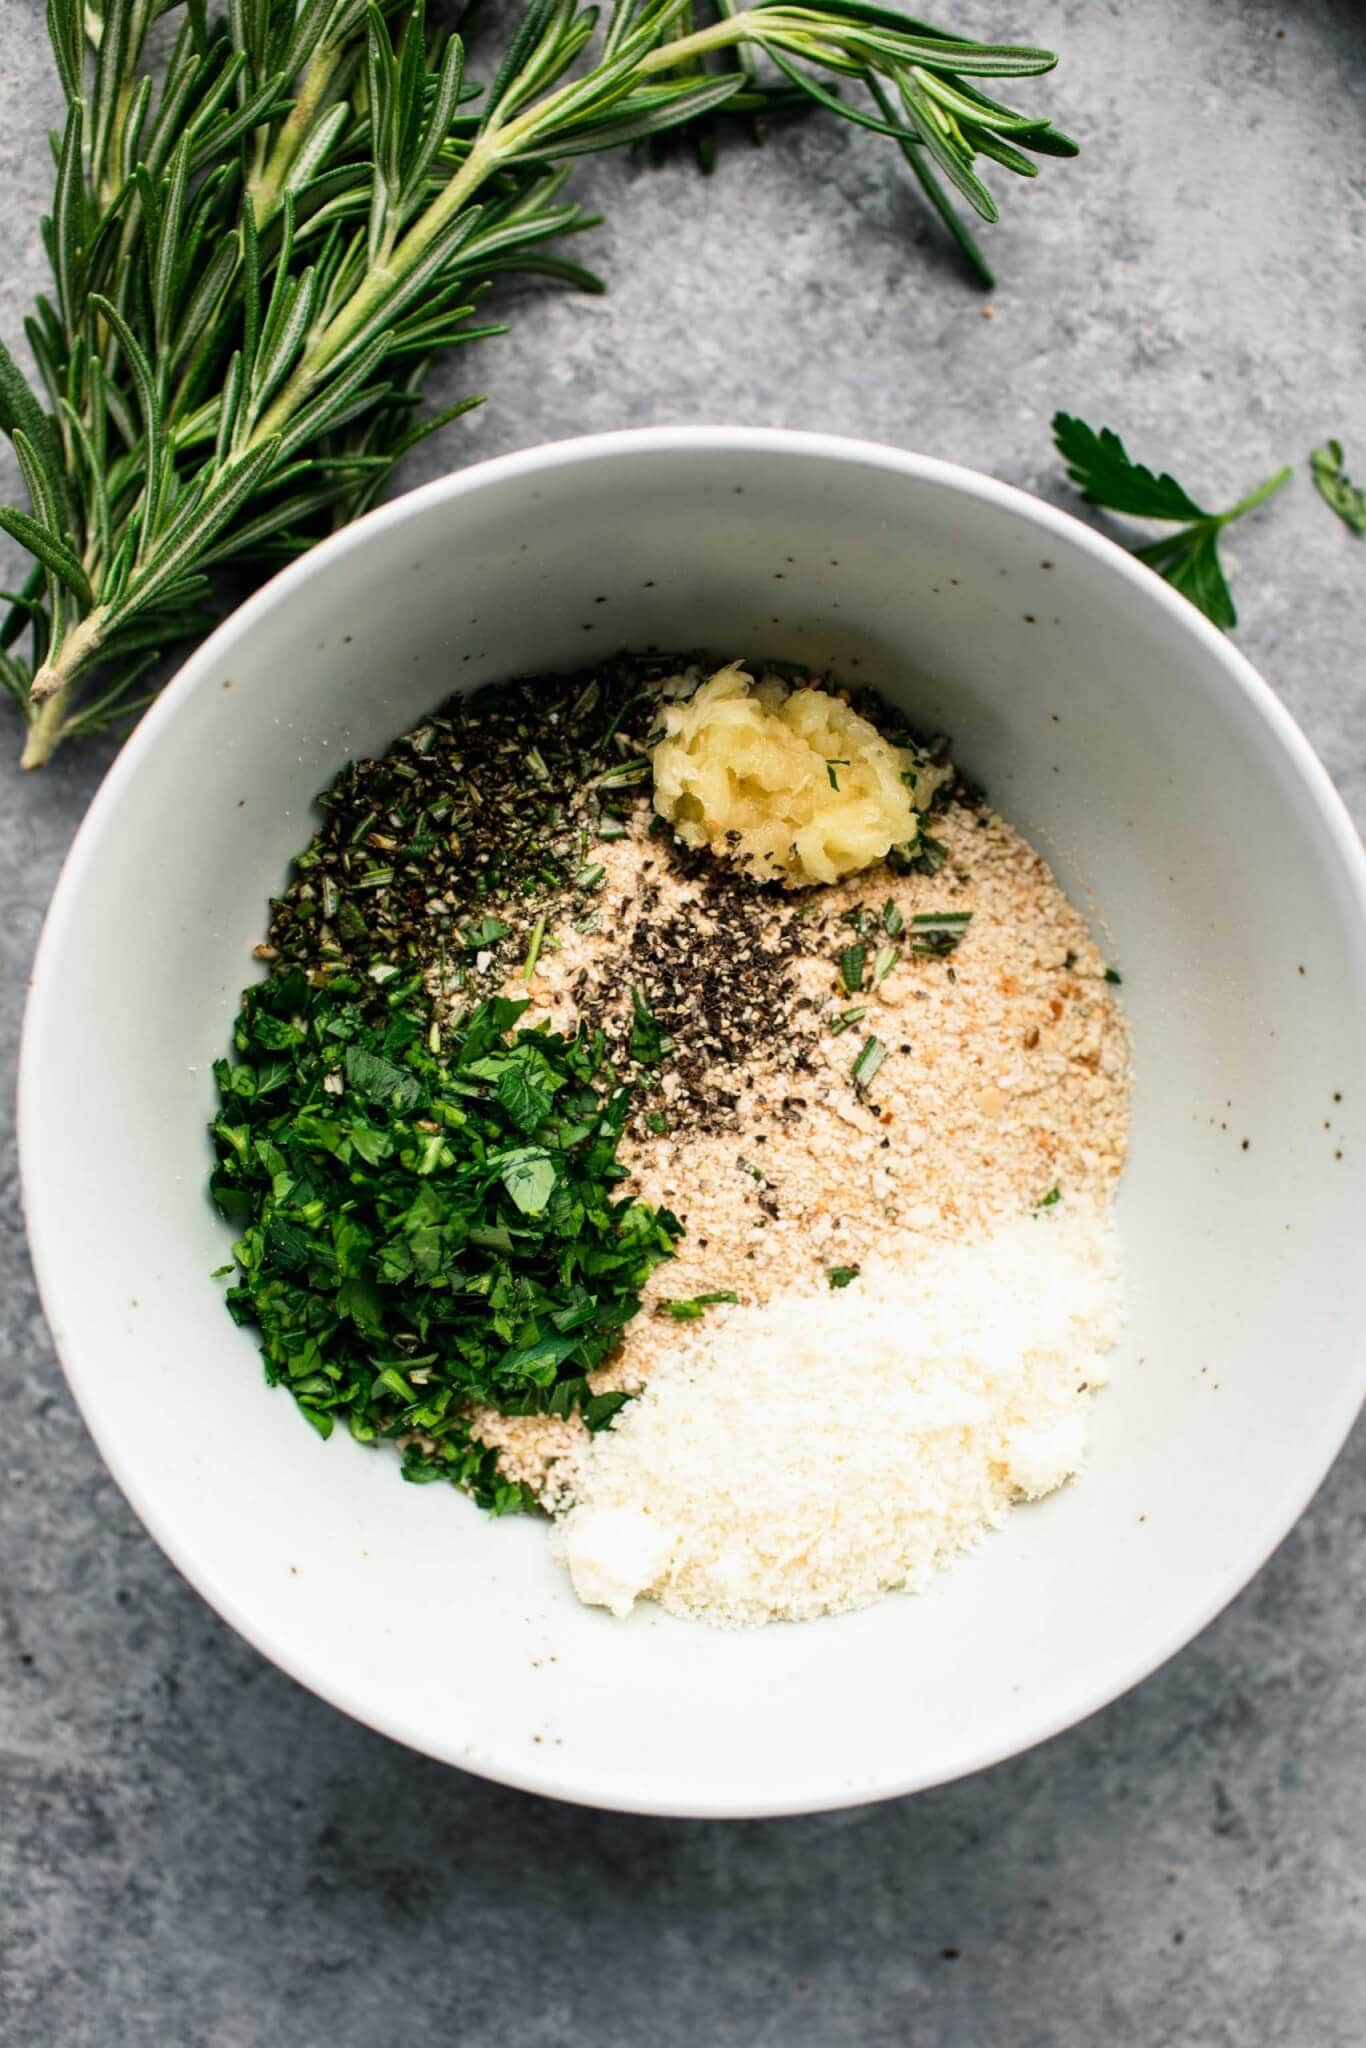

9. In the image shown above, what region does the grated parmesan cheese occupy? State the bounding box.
[551,1203,1124,1627]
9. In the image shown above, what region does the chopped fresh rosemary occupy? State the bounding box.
[660,1291,741,1319]
[594,757,652,788]
[882,901,905,937]
[910,909,974,957]
[851,1035,888,1093]
[914,834,950,876]
[839,943,867,993]
[871,944,899,991]
[829,1005,867,1036]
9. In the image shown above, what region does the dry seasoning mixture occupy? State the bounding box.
[216,654,1131,1611]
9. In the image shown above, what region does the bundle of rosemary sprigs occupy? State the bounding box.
[0,0,1074,767]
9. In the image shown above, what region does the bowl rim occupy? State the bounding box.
[20,424,1366,1816]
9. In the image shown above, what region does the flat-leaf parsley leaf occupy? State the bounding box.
[1052,413,1291,630]
[1310,440,1366,536]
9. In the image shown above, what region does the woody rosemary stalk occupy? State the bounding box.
[1,0,1074,767]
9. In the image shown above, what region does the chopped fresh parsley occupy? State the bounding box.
[871,944,899,991]
[827,1264,861,1289]
[1035,1185,1061,1211]
[462,915,510,950]
[1052,412,1291,631]
[1104,965,1123,985]
[211,973,680,1509]
[1310,440,1366,536]
[629,985,671,1065]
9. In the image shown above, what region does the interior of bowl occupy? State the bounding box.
[21,430,1366,1816]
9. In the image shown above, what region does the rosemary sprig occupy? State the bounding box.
[2,0,1072,766]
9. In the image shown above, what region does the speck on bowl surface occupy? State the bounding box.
[20,428,1366,1817]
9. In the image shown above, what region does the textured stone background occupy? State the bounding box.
[2,1,1364,2042]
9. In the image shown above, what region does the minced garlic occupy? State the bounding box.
[650,662,926,887]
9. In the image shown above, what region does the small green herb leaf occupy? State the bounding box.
[463,916,510,950]
[1052,414,1211,521]
[629,986,671,1065]
[1310,440,1366,536]
[498,1147,557,1215]
[1133,524,1236,633]
[495,1063,552,1131]
[827,1264,861,1289]
[344,1044,422,1110]
[660,1290,740,1319]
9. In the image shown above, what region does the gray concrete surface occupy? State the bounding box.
[2,0,1364,2042]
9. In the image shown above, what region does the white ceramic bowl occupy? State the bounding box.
[21,428,1366,1817]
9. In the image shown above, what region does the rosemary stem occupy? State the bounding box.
[636,13,754,72]
[250,44,342,226]
[28,606,109,709]
[100,81,134,211]
[251,134,500,444]
[252,12,762,447]
[21,677,76,769]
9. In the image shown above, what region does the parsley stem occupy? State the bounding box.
[522,912,547,981]
[1218,465,1293,526]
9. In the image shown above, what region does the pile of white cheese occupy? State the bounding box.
[551,1204,1124,1627]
